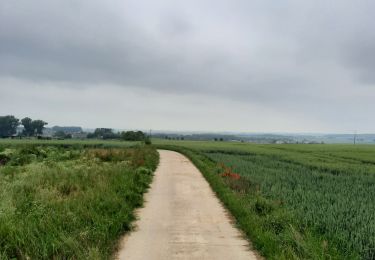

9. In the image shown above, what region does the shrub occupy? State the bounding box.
[0,153,10,166]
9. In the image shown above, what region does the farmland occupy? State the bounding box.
[0,141,158,259]
[1,138,374,259]
[155,140,375,259]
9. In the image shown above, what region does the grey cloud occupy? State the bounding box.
[0,0,374,132]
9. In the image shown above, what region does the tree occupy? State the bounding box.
[21,118,48,137]
[21,117,34,136]
[87,128,119,139]
[121,131,146,141]
[32,120,48,135]
[86,132,96,139]
[53,130,71,139]
[0,115,19,137]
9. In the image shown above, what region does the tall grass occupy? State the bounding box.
[0,144,158,259]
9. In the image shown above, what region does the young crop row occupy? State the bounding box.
[155,140,375,259]
[206,151,375,259]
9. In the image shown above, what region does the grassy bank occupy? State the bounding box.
[0,143,158,259]
[156,140,375,259]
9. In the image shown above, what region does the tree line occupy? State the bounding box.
[0,115,47,138]
[0,115,150,143]
[87,128,149,142]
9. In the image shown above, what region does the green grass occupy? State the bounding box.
[0,142,158,259]
[0,138,139,147]
[155,139,375,260]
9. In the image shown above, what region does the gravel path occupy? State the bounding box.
[117,150,259,260]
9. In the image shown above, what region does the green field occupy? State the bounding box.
[0,141,158,259]
[1,139,374,259]
[155,140,375,260]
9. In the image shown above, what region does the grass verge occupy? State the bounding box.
[0,144,158,259]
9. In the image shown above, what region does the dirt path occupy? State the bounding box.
[116,150,259,260]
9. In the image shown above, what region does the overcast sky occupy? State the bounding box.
[1,0,374,133]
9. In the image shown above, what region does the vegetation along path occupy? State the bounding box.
[117,150,258,259]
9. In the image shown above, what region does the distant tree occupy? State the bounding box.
[214,138,218,141]
[32,120,48,136]
[88,128,119,139]
[121,131,146,141]
[0,115,20,137]
[219,138,224,141]
[86,132,96,139]
[54,130,65,138]
[21,117,34,136]
[53,130,71,139]
[21,117,47,136]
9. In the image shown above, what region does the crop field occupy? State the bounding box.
[155,140,375,259]
[0,141,158,259]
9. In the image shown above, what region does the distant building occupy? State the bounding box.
[71,132,87,139]
[52,126,83,134]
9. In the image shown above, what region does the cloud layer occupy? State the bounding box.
[1,0,374,132]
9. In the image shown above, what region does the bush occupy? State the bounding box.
[135,166,153,175]
[121,131,146,141]
[0,153,10,166]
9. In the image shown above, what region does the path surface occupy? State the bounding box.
[117,150,258,260]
